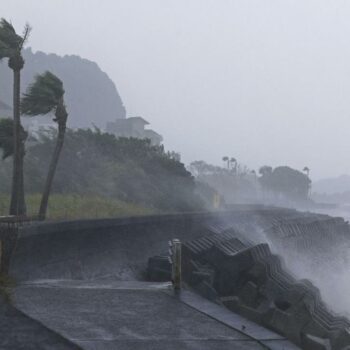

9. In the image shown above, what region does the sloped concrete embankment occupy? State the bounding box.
[9,207,348,283]
[9,212,225,282]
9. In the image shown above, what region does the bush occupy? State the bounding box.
[0,128,204,214]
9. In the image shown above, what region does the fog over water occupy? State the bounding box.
[3,1,350,179]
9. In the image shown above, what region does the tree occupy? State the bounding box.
[303,166,310,177]
[21,71,67,220]
[190,160,217,177]
[222,156,229,169]
[0,118,27,160]
[0,18,31,215]
[21,129,201,212]
[302,166,311,197]
[259,165,273,176]
[230,157,237,172]
[258,166,311,202]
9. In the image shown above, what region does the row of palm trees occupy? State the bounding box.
[222,156,237,170]
[0,19,68,220]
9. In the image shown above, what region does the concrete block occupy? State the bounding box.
[238,281,259,308]
[301,333,331,350]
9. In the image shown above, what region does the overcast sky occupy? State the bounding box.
[2,0,350,179]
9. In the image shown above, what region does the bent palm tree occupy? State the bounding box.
[0,18,31,215]
[22,71,68,220]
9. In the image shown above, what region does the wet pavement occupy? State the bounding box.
[13,280,300,349]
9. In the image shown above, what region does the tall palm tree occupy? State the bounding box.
[303,166,311,198]
[303,166,310,177]
[222,156,229,169]
[230,157,237,172]
[21,71,68,220]
[0,118,27,160]
[0,118,27,213]
[0,19,31,216]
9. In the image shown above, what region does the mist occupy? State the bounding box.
[2,2,350,349]
[3,0,350,179]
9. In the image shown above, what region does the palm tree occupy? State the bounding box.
[230,157,237,172]
[303,166,310,177]
[0,118,27,214]
[21,71,68,220]
[0,118,27,160]
[222,156,229,169]
[0,19,31,215]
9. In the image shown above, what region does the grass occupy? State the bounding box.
[0,193,156,220]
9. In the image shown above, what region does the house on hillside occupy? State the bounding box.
[106,116,163,146]
[143,129,163,146]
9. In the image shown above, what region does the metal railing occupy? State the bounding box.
[0,215,37,229]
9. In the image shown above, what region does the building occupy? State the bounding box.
[106,116,163,146]
[143,129,163,147]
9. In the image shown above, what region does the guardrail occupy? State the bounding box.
[0,215,37,228]
[0,216,37,274]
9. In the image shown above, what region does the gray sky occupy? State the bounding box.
[2,0,350,179]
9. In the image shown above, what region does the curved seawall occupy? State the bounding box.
[7,207,350,349]
[9,208,350,284]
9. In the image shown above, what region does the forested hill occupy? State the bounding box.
[0,48,126,128]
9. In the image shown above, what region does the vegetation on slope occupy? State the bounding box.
[0,128,204,217]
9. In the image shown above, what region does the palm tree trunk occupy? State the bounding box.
[9,68,26,216]
[19,145,26,213]
[38,101,67,220]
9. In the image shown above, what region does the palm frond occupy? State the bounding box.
[0,39,14,59]
[19,23,31,50]
[0,18,22,51]
[21,71,65,116]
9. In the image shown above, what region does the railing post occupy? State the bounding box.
[169,239,182,290]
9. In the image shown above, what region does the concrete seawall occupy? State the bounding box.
[10,208,350,283]
[6,207,350,349]
[10,212,223,282]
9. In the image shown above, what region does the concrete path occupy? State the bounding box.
[0,295,80,350]
[13,280,300,350]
